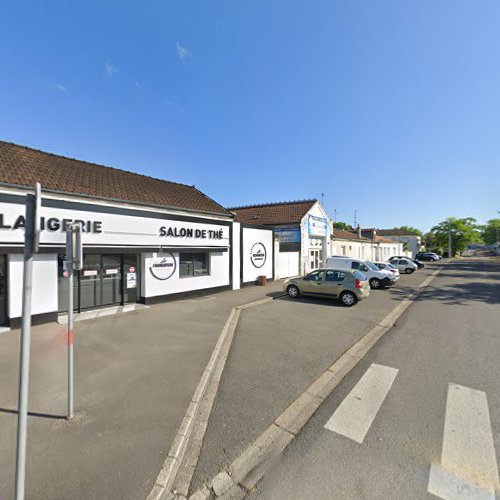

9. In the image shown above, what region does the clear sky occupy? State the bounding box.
[0,1,498,232]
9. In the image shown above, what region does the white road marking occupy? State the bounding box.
[428,383,499,500]
[323,363,398,443]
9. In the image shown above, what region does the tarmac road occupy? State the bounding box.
[249,259,500,499]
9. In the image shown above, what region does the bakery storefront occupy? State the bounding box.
[0,191,232,326]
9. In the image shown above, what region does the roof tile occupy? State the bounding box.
[0,141,230,216]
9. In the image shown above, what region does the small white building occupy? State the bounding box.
[229,199,331,278]
[376,229,423,257]
[331,227,404,262]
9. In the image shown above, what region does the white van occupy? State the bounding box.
[325,257,396,289]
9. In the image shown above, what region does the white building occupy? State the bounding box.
[0,141,274,327]
[229,199,331,278]
[376,229,423,257]
[331,227,404,262]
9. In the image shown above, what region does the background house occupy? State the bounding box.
[376,229,423,257]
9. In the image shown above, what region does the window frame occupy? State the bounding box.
[179,252,210,278]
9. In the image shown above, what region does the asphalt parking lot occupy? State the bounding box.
[0,283,283,500]
[190,263,443,493]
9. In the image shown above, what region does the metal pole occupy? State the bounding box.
[448,228,452,258]
[66,229,74,420]
[15,193,36,500]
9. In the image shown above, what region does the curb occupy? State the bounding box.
[188,266,444,499]
[146,297,274,500]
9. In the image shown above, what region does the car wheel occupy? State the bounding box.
[405,268,414,274]
[340,291,358,307]
[369,278,381,289]
[287,285,300,298]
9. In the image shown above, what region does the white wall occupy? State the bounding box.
[142,251,230,298]
[8,253,58,318]
[241,227,273,283]
[232,222,241,290]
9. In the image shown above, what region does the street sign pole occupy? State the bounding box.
[15,183,41,500]
[66,223,82,420]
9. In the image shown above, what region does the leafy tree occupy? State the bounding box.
[481,218,500,245]
[396,225,422,237]
[334,221,353,231]
[430,217,483,256]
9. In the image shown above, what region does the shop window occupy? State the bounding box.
[180,252,209,277]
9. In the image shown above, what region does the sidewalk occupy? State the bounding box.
[0,282,283,500]
[189,265,442,494]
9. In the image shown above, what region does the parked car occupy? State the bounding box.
[415,252,440,261]
[373,261,400,279]
[388,257,418,274]
[283,268,370,306]
[389,255,424,268]
[325,257,397,289]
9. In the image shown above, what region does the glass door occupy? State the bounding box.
[101,255,122,306]
[80,255,102,309]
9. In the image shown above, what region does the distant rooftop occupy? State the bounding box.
[228,199,317,225]
[0,140,230,216]
[377,229,420,236]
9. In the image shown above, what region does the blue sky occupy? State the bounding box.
[0,1,498,232]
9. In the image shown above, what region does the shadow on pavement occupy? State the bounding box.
[0,407,67,420]
[414,282,500,306]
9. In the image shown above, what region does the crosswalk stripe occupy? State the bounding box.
[323,363,398,444]
[428,383,499,500]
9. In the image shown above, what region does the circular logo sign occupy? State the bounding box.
[149,253,176,280]
[250,242,267,268]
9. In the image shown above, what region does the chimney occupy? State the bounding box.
[357,225,361,238]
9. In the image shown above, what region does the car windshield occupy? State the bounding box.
[364,261,380,271]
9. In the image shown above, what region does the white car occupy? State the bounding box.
[325,257,397,289]
[373,261,400,279]
[389,257,418,274]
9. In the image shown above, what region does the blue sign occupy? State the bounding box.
[308,215,328,237]
[274,227,301,243]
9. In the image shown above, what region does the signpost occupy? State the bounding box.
[15,183,41,500]
[65,223,82,420]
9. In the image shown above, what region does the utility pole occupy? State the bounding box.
[354,210,357,228]
[15,183,41,500]
[448,228,452,259]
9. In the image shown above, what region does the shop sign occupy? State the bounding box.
[106,269,119,275]
[274,228,300,243]
[159,226,225,239]
[308,215,328,237]
[149,253,176,280]
[126,273,137,289]
[250,242,267,268]
[83,270,98,277]
[0,214,102,233]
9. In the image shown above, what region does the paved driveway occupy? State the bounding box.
[0,282,282,500]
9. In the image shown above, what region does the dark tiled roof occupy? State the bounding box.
[0,140,230,216]
[228,199,317,225]
[331,228,370,241]
[377,229,419,236]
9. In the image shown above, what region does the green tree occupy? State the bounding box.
[334,221,353,231]
[396,225,422,237]
[481,218,500,245]
[430,217,483,256]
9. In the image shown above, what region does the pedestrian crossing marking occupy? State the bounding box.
[324,363,398,444]
[428,383,499,500]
